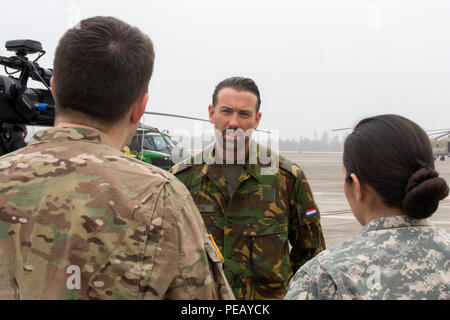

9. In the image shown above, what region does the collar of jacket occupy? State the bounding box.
[196,142,276,184]
[360,215,431,234]
[28,127,115,148]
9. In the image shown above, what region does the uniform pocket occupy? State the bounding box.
[198,203,224,247]
[241,218,289,286]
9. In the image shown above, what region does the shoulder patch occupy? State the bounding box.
[170,160,188,175]
[171,148,210,175]
[170,157,195,175]
[279,157,301,178]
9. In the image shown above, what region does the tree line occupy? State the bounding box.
[278,132,345,152]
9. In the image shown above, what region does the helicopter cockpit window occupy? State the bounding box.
[165,135,178,147]
[129,136,140,151]
[130,133,156,151]
[151,135,170,151]
[143,136,155,150]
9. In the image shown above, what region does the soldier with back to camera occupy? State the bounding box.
[0,16,233,300]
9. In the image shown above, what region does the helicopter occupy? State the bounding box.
[124,124,179,170]
[122,111,213,170]
[427,129,450,161]
[332,127,450,161]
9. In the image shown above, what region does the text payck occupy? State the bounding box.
[225,304,270,315]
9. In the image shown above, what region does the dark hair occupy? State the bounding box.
[212,77,261,112]
[53,16,155,124]
[343,114,449,219]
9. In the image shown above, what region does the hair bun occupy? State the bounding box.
[403,168,449,219]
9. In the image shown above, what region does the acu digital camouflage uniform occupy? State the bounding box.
[285,215,450,300]
[170,143,326,300]
[0,127,234,300]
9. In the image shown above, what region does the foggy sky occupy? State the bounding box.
[2,0,449,140]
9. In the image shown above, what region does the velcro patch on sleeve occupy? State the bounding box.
[198,204,218,212]
[260,188,275,202]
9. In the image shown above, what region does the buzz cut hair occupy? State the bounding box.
[53,16,155,125]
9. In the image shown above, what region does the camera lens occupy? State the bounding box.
[0,76,14,99]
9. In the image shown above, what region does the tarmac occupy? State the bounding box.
[280,151,450,249]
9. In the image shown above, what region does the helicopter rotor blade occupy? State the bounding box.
[425,128,450,133]
[144,111,210,123]
[428,130,450,136]
[331,127,353,132]
[433,131,450,140]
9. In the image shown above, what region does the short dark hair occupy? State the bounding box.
[343,114,449,219]
[212,77,261,112]
[53,16,155,124]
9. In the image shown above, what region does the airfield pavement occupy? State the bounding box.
[280,151,450,249]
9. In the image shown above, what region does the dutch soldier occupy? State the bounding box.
[170,77,326,299]
[0,16,233,300]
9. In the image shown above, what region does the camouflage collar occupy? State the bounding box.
[196,142,275,183]
[361,215,430,234]
[28,127,115,148]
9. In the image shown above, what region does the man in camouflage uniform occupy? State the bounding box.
[170,77,325,299]
[0,16,233,300]
[284,216,450,299]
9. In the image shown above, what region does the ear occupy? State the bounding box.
[50,76,56,98]
[350,173,363,201]
[254,111,262,129]
[208,104,215,124]
[130,93,149,125]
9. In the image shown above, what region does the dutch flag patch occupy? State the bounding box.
[305,208,317,218]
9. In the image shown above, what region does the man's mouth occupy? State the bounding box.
[218,129,251,150]
[224,132,239,141]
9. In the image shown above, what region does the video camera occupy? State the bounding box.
[0,39,55,156]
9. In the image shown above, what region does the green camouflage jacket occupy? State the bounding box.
[170,143,325,300]
[0,127,234,300]
[284,215,450,300]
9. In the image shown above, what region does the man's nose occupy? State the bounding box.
[228,112,239,129]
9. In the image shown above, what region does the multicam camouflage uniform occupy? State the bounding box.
[0,127,234,300]
[284,215,450,300]
[170,143,326,300]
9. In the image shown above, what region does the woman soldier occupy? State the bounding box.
[284,114,449,300]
